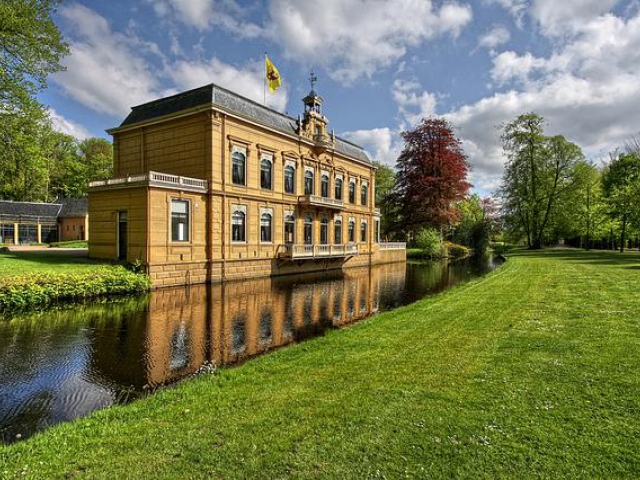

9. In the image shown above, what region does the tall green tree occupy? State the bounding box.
[500,113,584,249]
[372,161,398,240]
[602,153,640,252]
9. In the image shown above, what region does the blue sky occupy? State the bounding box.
[43,0,640,193]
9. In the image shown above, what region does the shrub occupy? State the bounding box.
[470,220,492,257]
[444,241,470,258]
[0,267,151,313]
[415,228,443,258]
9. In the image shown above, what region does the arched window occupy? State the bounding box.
[334,218,343,244]
[232,210,245,242]
[260,213,272,242]
[361,220,367,242]
[304,170,314,195]
[232,151,246,185]
[284,165,295,194]
[320,217,329,245]
[348,219,355,243]
[321,174,329,198]
[284,214,295,243]
[304,214,313,245]
[361,183,368,205]
[335,177,343,200]
[349,180,356,203]
[260,158,272,190]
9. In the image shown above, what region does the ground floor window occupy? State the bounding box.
[320,217,329,245]
[361,221,367,243]
[348,219,355,243]
[171,199,190,242]
[232,210,246,242]
[334,219,342,244]
[304,215,313,245]
[284,214,295,243]
[260,212,272,242]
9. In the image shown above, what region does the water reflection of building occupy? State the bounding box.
[89,263,407,389]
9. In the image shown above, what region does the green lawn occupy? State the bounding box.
[0,250,105,277]
[50,240,88,248]
[2,249,640,478]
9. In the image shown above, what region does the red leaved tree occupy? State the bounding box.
[395,118,471,235]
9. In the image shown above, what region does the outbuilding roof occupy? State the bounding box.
[57,197,88,218]
[0,200,62,222]
[118,83,371,164]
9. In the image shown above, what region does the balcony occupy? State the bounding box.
[88,171,208,193]
[378,242,406,250]
[278,244,359,259]
[298,194,344,210]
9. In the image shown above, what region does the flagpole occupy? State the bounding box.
[263,52,267,105]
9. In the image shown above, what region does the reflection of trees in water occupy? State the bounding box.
[169,322,190,371]
[259,308,273,345]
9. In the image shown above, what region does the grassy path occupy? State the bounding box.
[2,250,640,478]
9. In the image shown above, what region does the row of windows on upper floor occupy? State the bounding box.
[231,149,370,206]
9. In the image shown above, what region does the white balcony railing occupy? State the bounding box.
[279,243,359,259]
[89,171,208,192]
[378,242,406,250]
[298,195,344,209]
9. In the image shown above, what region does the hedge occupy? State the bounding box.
[0,267,151,313]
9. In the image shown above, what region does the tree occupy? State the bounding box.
[0,0,68,113]
[395,117,470,236]
[602,153,640,252]
[499,113,584,249]
[372,161,399,239]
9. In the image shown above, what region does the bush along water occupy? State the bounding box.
[0,267,151,313]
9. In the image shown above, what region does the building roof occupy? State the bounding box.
[57,197,88,218]
[0,200,62,222]
[119,84,371,165]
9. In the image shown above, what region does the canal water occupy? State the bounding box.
[0,257,502,443]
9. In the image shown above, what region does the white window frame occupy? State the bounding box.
[231,204,247,243]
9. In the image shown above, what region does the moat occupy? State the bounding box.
[0,257,502,443]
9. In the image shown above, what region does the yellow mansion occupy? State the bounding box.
[88,81,405,287]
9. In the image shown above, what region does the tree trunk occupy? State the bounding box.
[620,215,627,253]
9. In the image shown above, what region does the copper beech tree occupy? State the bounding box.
[395,118,471,235]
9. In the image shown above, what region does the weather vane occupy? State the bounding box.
[309,71,318,91]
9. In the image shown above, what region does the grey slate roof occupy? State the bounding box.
[0,201,62,222]
[57,197,88,217]
[119,84,371,164]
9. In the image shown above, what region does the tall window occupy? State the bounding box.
[334,219,342,244]
[232,210,246,242]
[361,183,368,205]
[260,213,272,242]
[304,215,313,245]
[232,151,246,185]
[260,158,272,190]
[304,170,314,195]
[171,199,189,242]
[321,174,329,198]
[320,217,329,245]
[348,219,355,243]
[349,180,356,203]
[361,221,367,242]
[335,177,343,200]
[284,165,295,194]
[284,214,295,243]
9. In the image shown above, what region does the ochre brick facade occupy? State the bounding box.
[88,84,405,287]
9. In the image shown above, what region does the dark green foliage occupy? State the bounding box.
[470,220,491,257]
[443,241,470,258]
[0,268,150,313]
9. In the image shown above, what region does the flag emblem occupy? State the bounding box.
[265,56,281,93]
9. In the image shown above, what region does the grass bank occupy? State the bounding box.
[2,249,640,478]
[0,251,150,313]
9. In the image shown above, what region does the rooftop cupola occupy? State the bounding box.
[298,71,333,152]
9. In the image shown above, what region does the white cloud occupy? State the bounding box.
[48,108,91,140]
[485,0,527,26]
[530,0,618,36]
[54,4,163,116]
[267,0,472,83]
[445,9,640,193]
[341,127,402,166]
[392,79,438,127]
[478,25,511,50]
[168,57,288,112]
[54,4,288,119]
[147,0,263,37]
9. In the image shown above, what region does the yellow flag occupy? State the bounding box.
[265,55,281,93]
